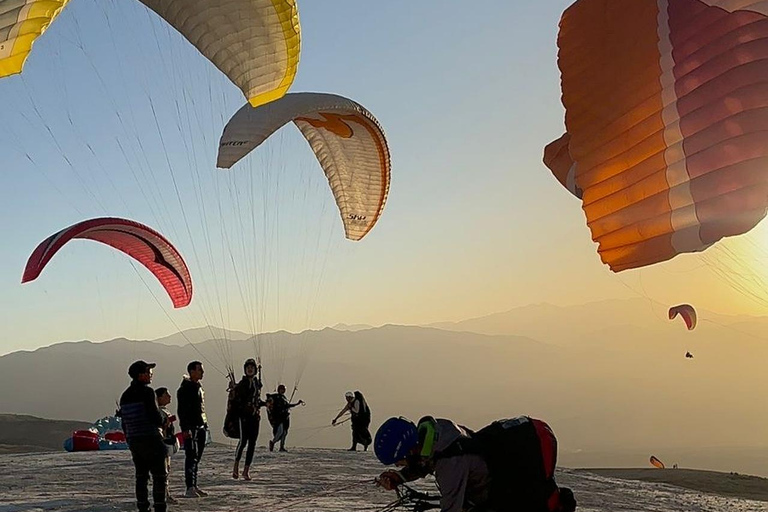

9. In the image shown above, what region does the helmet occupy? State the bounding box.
[244,358,257,372]
[374,417,419,465]
[345,391,355,400]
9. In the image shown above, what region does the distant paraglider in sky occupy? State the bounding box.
[650,455,665,469]
[0,0,301,107]
[22,217,193,309]
[669,304,697,358]
[544,0,768,273]
[669,304,697,331]
[218,92,392,241]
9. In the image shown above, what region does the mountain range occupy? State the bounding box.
[4,298,768,475]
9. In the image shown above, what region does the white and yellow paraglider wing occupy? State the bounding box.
[0,0,69,78]
[217,92,391,241]
[139,0,300,108]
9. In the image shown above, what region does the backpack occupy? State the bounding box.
[429,416,576,512]
[223,385,240,439]
[353,391,371,425]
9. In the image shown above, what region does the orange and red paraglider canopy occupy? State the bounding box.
[545,0,768,272]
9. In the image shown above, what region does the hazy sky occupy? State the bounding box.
[3,0,768,354]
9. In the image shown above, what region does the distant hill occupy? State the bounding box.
[331,323,375,332]
[428,298,764,345]
[4,300,768,474]
[0,414,90,452]
[0,325,554,450]
[146,326,251,347]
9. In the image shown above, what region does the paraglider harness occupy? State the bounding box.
[353,391,371,425]
[420,416,576,512]
[350,391,373,446]
[266,392,290,428]
[223,373,241,439]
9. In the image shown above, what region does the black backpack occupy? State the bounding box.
[429,416,576,512]
[354,391,371,424]
[223,386,240,439]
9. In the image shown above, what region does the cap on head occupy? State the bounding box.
[128,360,156,379]
[374,417,419,465]
[345,391,355,400]
[277,384,286,392]
[244,358,257,372]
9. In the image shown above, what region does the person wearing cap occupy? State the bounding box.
[119,360,167,512]
[177,361,208,498]
[231,358,265,480]
[373,416,576,512]
[265,384,304,452]
[331,390,372,451]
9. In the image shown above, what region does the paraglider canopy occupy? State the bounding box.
[544,0,768,272]
[22,217,193,308]
[669,304,697,331]
[218,92,392,242]
[0,0,301,107]
[650,455,665,469]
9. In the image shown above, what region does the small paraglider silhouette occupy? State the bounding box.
[667,305,697,360]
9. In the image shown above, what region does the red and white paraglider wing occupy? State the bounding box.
[22,217,192,308]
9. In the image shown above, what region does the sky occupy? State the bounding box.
[3,0,768,354]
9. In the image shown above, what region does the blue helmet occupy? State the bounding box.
[374,417,419,465]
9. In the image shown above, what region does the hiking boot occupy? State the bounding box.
[242,465,251,481]
[184,487,198,498]
[279,448,288,452]
[195,487,209,497]
[232,461,239,479]
[268,440,275,452]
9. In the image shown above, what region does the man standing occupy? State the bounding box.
[119,360,167,512]
[177,361,208,498]
[266,384,303,452]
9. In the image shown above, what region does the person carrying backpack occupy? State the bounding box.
[265,384,304,452]
[374,415,576,512]
[331,390,372,451]
[227,358,265,480]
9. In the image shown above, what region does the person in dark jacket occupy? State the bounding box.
[266,384,303,452]
[119,360,167,512]
[231,358,265,480]
[332,390,372,451]
[177,361,208,498]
